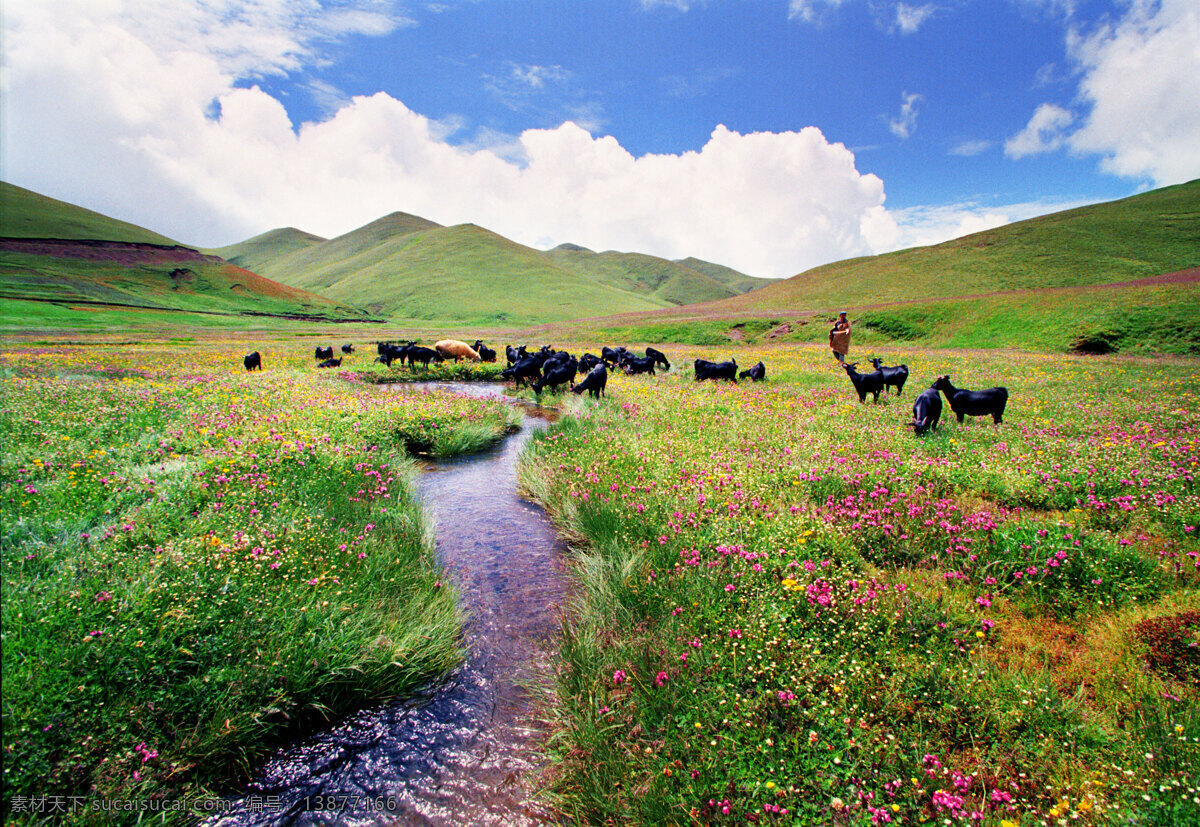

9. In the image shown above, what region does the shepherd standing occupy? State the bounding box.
[829,311,851,363]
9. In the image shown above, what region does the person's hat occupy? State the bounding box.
[838,310,847,316]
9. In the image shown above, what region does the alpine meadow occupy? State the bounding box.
[3,172,1197,825]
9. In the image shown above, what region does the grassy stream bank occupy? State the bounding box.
[1,345,520,821]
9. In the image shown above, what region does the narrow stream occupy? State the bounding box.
[217,384,567,826]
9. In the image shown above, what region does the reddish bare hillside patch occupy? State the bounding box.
[0,238,211,265]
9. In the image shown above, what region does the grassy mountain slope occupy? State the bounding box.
[543,246,743,305]
[0,182,370,322]
[260,222,671,325]
[1,181,178,245]
[242,217,766,323]
[251,212,444,293]
[547,181,1200,355]
[675,257,774,294]
[715,178,1200,313]
[209,227,327,274]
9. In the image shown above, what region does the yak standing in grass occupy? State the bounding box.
[315,346,334,361]
[868,357,909,396]
[739,361,766,382]
[578,353,602,372]
[473,340,497,362]
[406,346,443,368]
[645,347,671,371]
[573,363,607,398]
[533,358,577,395]
[694,358,738,383]
[435,339,481,362]
[910,387,943,434]
[502,356,542,389]
[376,341,414,367]
[841,362,884,403]
[601,346,627,367]
[243,351,262,371]
[624,356,657,375]
[933,376,1008,424]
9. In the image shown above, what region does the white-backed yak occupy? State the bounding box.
[434,339,481,362]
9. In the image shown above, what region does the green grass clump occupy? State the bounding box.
[355,361,510,385]
[0,344,523,822]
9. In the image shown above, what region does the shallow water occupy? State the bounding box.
[216,384,567,826]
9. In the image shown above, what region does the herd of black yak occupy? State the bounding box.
[242,340,1007,434]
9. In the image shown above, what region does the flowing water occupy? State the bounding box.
[216,384,567,826]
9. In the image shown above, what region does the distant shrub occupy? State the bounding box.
[1072,328,1122,354]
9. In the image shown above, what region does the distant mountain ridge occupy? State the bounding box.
[218,212,770,325]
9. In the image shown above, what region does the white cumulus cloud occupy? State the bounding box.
[1004,103,1074,158]
[1007,0,1200,185]
[2,0,901,278]
[1066,0,1200,184]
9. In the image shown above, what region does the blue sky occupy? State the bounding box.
[5,0,1198,277]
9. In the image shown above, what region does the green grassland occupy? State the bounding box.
[1,335,1197,826]
[567,282,1200,355]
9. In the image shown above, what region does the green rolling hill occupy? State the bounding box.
[714,178,1200,312]
[1,181,178,245]
[227,213,767,326]
[0,181,371,324]
[674,257,774,295]
[566,179,1200,355]
[208,227,328,275]
[542,245,769,306]
[241,220,672,325]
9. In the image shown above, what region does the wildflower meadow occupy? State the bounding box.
[0,341,520,818]
[521,345,1199,825]
[2,338,1197,827]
